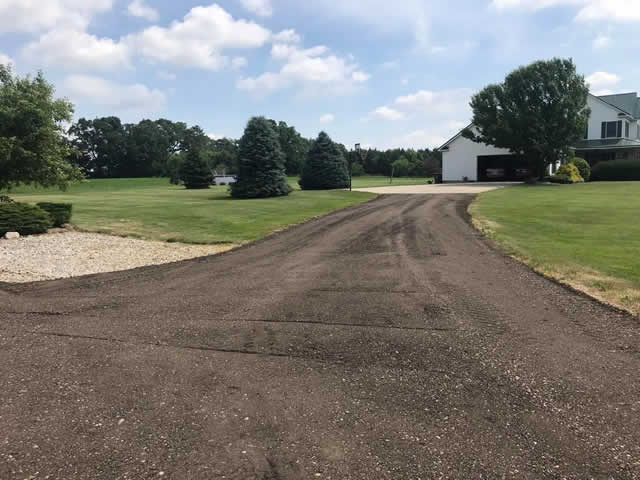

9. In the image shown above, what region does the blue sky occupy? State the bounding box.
[1,0,639,149]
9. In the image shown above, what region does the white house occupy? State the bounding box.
[439,92,640,182]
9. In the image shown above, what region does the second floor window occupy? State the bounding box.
[601,120,623,139]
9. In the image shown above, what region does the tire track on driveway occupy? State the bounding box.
[2,194,640,479]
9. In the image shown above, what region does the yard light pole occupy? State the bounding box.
[352,143,361,192]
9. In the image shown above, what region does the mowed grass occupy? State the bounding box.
[6,177,375,244]
[350,176,433,188]
[471,182,640,314]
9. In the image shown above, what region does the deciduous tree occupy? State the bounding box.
[463,58,590,179]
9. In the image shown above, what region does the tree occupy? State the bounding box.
[463,58,590,180]
[0,65,82,190]
[70,117,129,177]
[231,117,291,198]
[392,156,410,177]
[299,132,350,190]
[180,149,212,189]
[277,121,309,175]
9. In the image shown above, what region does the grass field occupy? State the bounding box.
[471,182,640,314]
[5,178,376,244]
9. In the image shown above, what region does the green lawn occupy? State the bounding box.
[5,178,375,244]
[471,182,640,314]
[349,176,433,188]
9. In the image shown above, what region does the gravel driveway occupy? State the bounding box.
[0,232,233,283]
[352,182,514,194]
[2,194,640,478]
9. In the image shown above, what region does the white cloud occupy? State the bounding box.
[491,0,640,23]
[239,0,273,17]
[320,113,335,124]
[64,75,167,117]
[207,132,221,140]
[372,106,405,121]
[372,89,473,148]
[231,57,248,69]
[0,0,112,33]
[238,43,369,96]
[23,28,130,70]
[0,52,14,67]
[126,4,271,70]
[272,29,301,44]
[586,71,621,92]
[592,33,611,49]
[127,0,159,22]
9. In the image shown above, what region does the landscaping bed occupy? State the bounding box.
[0,231,233,283]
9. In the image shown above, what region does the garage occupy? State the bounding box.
[477,154,532,181]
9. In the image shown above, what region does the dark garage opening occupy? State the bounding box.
[477,154,531,181]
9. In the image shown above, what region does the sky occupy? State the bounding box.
[1,0,639,149]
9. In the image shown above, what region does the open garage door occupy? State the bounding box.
[477,154,532,181]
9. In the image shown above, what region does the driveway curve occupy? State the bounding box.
[2,194,640,479]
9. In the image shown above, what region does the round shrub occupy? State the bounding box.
[549,173,571,184]
[592,159,640,181]
[569,157,591,182]
[36,202,72,227]
[555,163,583,183]
[0,203,52,236]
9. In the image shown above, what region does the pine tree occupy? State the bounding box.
[231,117,291,199]
[180,149,212,189]
[299,132,350,190]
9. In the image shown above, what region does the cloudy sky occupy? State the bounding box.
[0,0,638,149]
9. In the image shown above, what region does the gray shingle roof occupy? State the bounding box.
[597,92,640,118]
[573,138,640,150]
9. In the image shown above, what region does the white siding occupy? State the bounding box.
[442,132,511,182]
[586,95,626,139]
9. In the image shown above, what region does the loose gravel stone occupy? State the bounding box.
[0,231,234,283]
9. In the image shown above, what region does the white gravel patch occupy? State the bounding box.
[0,232,235,283]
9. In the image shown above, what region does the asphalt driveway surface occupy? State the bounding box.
[2,194,640,479]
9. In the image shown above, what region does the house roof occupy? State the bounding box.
[597,92,640,119]
[573,138,640,150]
[438,123,473,151]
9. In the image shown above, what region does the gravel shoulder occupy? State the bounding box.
[0,231,234,283]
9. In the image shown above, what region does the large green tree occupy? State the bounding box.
[299,132,350,190]
[231,117,291,199]
[0,65,82,190]
[463,58,590,179]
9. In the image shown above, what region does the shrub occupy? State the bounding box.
[549,173,572,184]
[36,202,72,227]
[569,157,591,182]
[591,158,640,181]
[0,203,51,236]
[555,163,583,183]
[232,117,291,198]
[299,132,350,190]
[0,195,14,203]
[180,149,212,189]
[351,162,365,177]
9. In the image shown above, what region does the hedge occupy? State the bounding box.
[591,158,640,181]
[36,202,73,227]
[0,203,52,236]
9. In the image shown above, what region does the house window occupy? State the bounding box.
[584,124,589,139]
[601,121,622,139]
[626,121,630,138]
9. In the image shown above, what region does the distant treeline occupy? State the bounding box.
[68,116,441,179]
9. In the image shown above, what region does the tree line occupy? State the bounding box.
[68,116,442,181]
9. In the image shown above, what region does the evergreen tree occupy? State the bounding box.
[180,149,212,189]
[299,132,349,190]
[231,117,291,199]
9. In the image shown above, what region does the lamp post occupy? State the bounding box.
[351,143,361,192]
